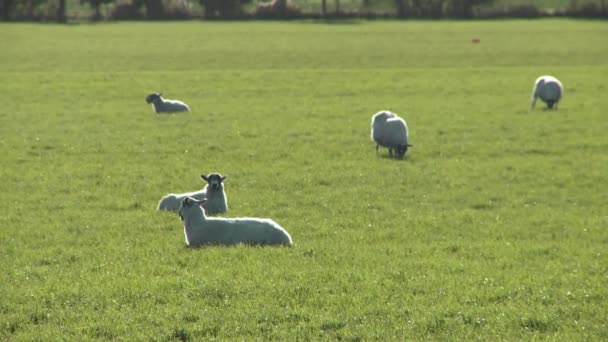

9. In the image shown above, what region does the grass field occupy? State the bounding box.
[1,19,607,340]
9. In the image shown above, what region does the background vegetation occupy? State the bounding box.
[1,0,606,21]
[1,19,607,340]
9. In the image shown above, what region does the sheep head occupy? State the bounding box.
[201,173,227,191]
[179,197,206,221]
[145,92,162,104]
[395,143,414,158]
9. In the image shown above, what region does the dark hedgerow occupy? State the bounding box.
[162,0,198,20]
[563,3,608,17]
[476,4,542,18]
[199,0,251,19]
[108,0,144,19]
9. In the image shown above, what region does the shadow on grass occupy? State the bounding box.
[300,18,366,25]
[182,243,293,250]
[376,154,413,161]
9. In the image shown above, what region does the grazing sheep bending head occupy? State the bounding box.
[531,76,563,110]
[178,197,293,247]
[145,92,190,113]
[370,110,413,158]
[157,172,228,214]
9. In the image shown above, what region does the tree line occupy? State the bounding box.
[1,0,606,22]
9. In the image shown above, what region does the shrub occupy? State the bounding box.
[108,0,144,19]
[255,0,301,19]
[199,0,251,19]
[162,0,197,19]
[564,3,608,18]
[509,4,542,17]
[9,0,49,20]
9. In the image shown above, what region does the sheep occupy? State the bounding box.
[145,92,190,113]
[531,76,563,110]
[370,110,413,158]
[178,197,293,247]
[157,173,228,214]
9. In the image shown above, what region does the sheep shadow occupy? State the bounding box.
[376,154,412,161]
[181,243,293,250]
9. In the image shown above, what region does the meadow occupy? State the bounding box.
[0,19,607,340]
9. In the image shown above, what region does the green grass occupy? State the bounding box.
[1,19,607,340]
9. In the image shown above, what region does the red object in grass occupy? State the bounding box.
[472,38,481,43]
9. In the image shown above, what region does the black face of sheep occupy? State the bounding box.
[145,93,162,104]
[178,197,190,221]
[201,173,227,191]
[546,100,555,109]
[179,197,206,221]
[395,144,413,158]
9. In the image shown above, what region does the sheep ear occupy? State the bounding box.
[221,175,227,182]
[201,174,208,181]
[183,198,190,206]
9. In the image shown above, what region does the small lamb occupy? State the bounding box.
[370,110,413,158]
[531,76,563,110]
[145,92,190,113]
[178,197,293,247]
[157,173,228,214]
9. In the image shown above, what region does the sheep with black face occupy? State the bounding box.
[371,110,413,158]
[178,197,292,247]
[145,92,190,113]
[531,76,563,110]
[157,173,228,214]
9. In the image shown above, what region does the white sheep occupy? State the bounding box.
[157,173,228,214]
[178,197,293,247]
[531,76,563,110]
[145,92,190,113]
[370,110,413,158]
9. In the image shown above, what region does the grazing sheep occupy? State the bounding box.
[145,92,190,113]
[370,110,413,158]
[157,173,228,214]
[178,197,293,247]
[531,76,563,110]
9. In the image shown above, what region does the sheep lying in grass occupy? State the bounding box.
[531,76,563,110]
[370,110,413,158]
[157,173,228,214]
[145,92,190,113]
[178,197,293,247]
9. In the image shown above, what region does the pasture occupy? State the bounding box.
[0,20,607,340]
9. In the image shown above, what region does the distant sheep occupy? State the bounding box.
[531,76,563,110]
[145,92,190,113]
[157,173,228,214]
[178,197,293,247]
[370,110,413,158]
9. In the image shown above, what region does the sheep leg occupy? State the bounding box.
[375,144,379,155]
